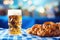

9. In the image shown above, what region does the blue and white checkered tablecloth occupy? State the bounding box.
[0,29,60,40]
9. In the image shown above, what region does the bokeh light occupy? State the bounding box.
[3,0,9,5]
[36,7,45,13]
[3,0,14,5]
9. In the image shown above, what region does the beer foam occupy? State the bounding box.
[8,10,22,16]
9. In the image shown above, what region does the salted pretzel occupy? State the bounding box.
[27,22,60,37]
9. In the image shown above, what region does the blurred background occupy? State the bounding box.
[0,0,60,29]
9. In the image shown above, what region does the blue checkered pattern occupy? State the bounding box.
[0,28,60,40]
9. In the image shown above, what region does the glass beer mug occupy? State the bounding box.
[8,10,22,35]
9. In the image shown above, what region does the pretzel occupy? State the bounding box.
[27,22,60,37]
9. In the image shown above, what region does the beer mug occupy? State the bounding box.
[8,10,22,35]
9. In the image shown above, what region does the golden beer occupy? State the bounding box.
[8,10,22,35]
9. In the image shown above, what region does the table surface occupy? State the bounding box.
[0,28,60,40]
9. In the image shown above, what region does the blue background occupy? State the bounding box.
[0,0,60,29]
